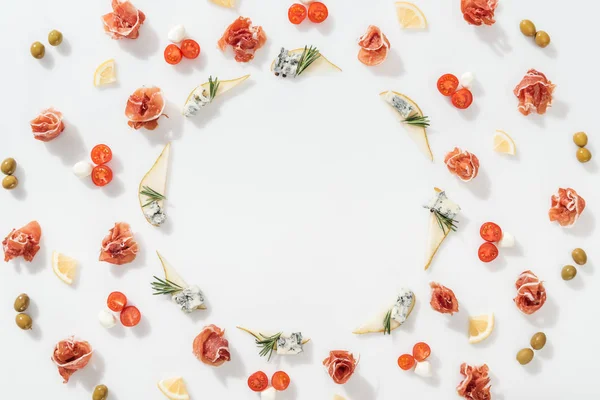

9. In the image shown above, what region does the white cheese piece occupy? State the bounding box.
[261,387,277,400]
[183,88,211,117]
[424,191,460,220]
[384,91,414,119]
[414,361,432,377]
[390,289,415,324]
[73,161,93,178]
[143,200,167,225]
[459,72,474,89]
[98,309,117,329]
[276,332,303,355]
[168,24,186,43]
[172,285,205,313]
[498,231,515,248]
[273,48,302,78]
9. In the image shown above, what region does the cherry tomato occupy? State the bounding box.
[247,371,268,392]
[437,74,459,96]
[412,342,431,362]
[308,2,328,23]
[288,3,307,25]
[120,305,141,327]
[397,354,415,370]
[107,291,127,312]
[480,222,503,242]
[478,242,499,263]
[90,144,112,165]
[180,39,200,59]
[91,165,113,187]
[164,44,182,65]
[271,371,291,391]
[451,88,473,109]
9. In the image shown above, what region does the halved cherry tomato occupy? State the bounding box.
[271,371,291,391]
[397,354,416,370]
[90,144,112,165]
[91,165,113,187]
[451,88,473,109]
[288,3,307,24]
[478,242,499,263]
[107,291,127,312]
[180,39,200,59]
[164,44,182,65]
[247,371,268,392]
[413,342,431,362]
[437,74,459,96]
[480,222,503,242]
[308,2,328,23]
[120,305,141,327]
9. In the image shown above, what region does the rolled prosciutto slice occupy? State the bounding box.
[51,337,93,383]
[444,148,480,182]
[457,363,492,400]
[430,282,459,315]
[99,222,138,265]
[461,0,498,26]
[514,270,546,315]
[548,188,585,227]
[513,69,555,116]
[357,25,390,66]
[322,350,359,384]
[3,221,42,262]
[193,324,231,367]
[101,0,145,40]
[125,87,165,130]
[218,17,267,63]
[30,108,65,142]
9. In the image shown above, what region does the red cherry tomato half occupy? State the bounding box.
[478,242,499,263]
[164,44,183,65]
[91,165,113,187]
[437,74,459,96]
[480,222,503,242]
[120,305,141,327]
[308,1,328,23]
[90,144,113,165]
[271,371,291,391]
[288,3,307,24]
[397,354,416,370]
[247,371,269,392]
[412,342,431,362]
[180,39,200,59]
[451,88,473,109]
[107,291,127,312]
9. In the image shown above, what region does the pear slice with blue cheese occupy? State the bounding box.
[353,289,415,334]
[183,75,250,117]
[155,251,207,311]
[139,142,170,227]
[424,187,460,270]
[270,46,342,78]
[237,326,310,359]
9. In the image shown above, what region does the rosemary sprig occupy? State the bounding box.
[296,46,321,77]
[256,332,282,361]
[403,114,430,128]
[432,209,458,235]
[151,276,183,295]
[140,186,166,208]
[383,309,392,335]
[208,76,220,101]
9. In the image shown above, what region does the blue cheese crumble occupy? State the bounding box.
[391,289,414,324]
[183,88,211,117]
[172,285,205,313]
[276,332,303,355]
[384,91,415,119]
[273,48,302,78]
[144,200,167,225]
[424,191,460,220]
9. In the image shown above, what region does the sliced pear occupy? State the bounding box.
[270,48,342,76]
[184,74,250,108]
[139,143,170,227]
[379,90,433,161]
[156,251,206,310]
[353,294,415,334]
[424,187,459,270]
[236,326,311,347]
[333,396,347,400]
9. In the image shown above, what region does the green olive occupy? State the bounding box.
[519,20,536,37]
[30,41,45,59]
[517,348,534,365]
[572,248,587,265]
[15,313,32,330]
[2,175,18,190]
[92,384,109,400]
[530,332,547,350]
[1,158,16,175]
[573,132,588,147]
[48,30,63,46]
[561,265,577,280]
[576,147,592,163]
[14,293,30,312]
[535,31,551,48]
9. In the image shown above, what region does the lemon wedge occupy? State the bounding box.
[52,251,78,285]
[468,313,495,344]
[493,130,516,155]
[158,377,190,400]
[93,59,116,87]
[210,0,234,7]
[395,2,428,29]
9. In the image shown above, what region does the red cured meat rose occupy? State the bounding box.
[30,108,65,142]
[457,363,491,400]
[430,282,459,315]
[51,337,93,383]
[125,87,165,130]
[445,147,480,182]
[218,17,267,63]
[549,188,585,227]
[99,222,138,265]
[101,0,146,40]
[322,350,359,384]
[3,221,42,262]
[513,69,556,116]
[514,270,546,315]
[193,324,231,367]
[357,25,390,66]
[461,0,498,26]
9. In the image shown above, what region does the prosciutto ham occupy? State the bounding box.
[3,221,42,262]
[125,87,165,130]
[193,324,231,367]
[514,270,546,315]
[218,17,267,63]
[101,0,145,40]
[323,350,359,384]
[99,222,138,265]
[513,69,555,116]
[430,282,459,315]
[445,148,480,182]
[457,363,492,400]
[548,188,585,227]
[51,337,93,383]
[357,25,390,66]
[461,0,498,26]
[30,108,65,142]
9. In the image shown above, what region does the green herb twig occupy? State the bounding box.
[296,46,321,77]
[208,76,220,101]
[432,209,458,235]
[403,114,430,128]
[151,276,183,295]
[383,309,392,335]
[256,332,282,361]
[140,186,166,208]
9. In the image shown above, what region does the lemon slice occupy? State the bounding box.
[158,377,190,400]
[493,130,516,155]
[52,251,78,285]
[210,0,234,7]
[395,2,427,29]
[93,59,116,87]
[468,313,495,344]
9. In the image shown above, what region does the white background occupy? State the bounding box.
[1,0,599,399]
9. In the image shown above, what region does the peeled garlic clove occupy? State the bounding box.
[73,161,93,178]
[498,232,515,248]
[168,24,187,43]
[414,361,432,378]
[98,309,117,329]
[459,72,474,89]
